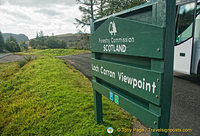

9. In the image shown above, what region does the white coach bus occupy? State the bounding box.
[174,0,200,74]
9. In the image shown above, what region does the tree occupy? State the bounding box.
[29,39,36,49]
[0,31,5,52]
[78,32,90,49]
[96,0,146,18]
[46,36,57,49]
[29,33,67,49]
[95,0,107,18]
[75,0,96,31]
[5,36,21,52]
[38,30,44,37]
[75,0,146,30]
[30,31,47,49]
[20,40,28,51]
[36,32,39,38]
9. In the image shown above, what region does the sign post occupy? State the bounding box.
[90,0,176,135]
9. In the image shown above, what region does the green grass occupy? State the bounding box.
[0,62,19,83]
[15,49,90,56]
[0,56,134,136]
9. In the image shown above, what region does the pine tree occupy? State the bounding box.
[75,0,96,31]
[97,0,146,18]
[75,0,146,31]
[95,0,107,19]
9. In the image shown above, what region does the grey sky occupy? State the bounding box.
[0,0,83,39]
[0,0,76,7]
[36,9,64,16]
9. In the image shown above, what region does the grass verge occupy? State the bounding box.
[0,62,19,83]
[15,49,90,56]
[0,56,134,136]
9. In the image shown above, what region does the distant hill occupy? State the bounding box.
[55,33,90,49]
[28,33,90,50]
[2,33,29,44]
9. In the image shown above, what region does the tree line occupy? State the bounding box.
[0,31,24,52]
[75,0,146,30]
[0,30,90,52]
[29,32,65,49]
[29,31,90,50]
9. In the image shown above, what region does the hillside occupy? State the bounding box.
[28,33,90,50]
[55,33,90,49]
[2,33,29,44]
[56,33,82,40]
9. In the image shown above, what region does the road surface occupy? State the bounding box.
[0,54,38,63]
[57,53,92,80]
[0,53,12,59]
[60,53,200,136]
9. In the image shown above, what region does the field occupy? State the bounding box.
[0,49,135,135]
[15,49,90,56]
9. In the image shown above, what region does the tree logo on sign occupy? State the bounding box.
[109,21,117,36]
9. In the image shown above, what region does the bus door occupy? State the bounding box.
[191,2,200,74]
[174,2,195,74]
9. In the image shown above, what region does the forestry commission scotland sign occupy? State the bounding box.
[90,1,176,136]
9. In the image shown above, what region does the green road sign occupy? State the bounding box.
[90,0,176,136]
[90,17,164,58]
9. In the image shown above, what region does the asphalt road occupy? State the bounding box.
[0,54,38,63]
[60,53,200,136]
[169,74,200,136]
[57,53,92,80]
[0,53,12,59]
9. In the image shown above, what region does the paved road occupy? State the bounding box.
[0,54,37,63]
[60,53,200,136]
[0,53,12,59]
[57,53,92,80]
[169,74,200,136]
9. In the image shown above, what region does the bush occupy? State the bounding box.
[5,36,21,52]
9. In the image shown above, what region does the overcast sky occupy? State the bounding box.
[0,0,85,39]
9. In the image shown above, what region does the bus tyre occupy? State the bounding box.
[198,61,200,75]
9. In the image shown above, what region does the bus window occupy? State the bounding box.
[197,3,200,15]
[176,2,195,44]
